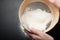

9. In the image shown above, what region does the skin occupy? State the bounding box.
[24,28,54,40]
[49,0,60,9]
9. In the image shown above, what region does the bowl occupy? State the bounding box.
[18,0,59,32]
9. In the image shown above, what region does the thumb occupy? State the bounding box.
[49,0,60,9]
[49,0,55,3]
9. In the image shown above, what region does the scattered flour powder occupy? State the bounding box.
[21,9,53,31]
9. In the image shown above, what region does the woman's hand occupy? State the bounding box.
[49,0,60,9]
[24,28,54,40]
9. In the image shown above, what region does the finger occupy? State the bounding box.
[30,28,42,34]
[24,29,41,40]
[24,29,30,33]
[49,0,55,3]
[42,33,54,40]
[54,0,60,8]
[24,29,54,40]
[24,28,42,35]
[49,0,60,9]
[30,28,54,40]
[29,33,41,40]
[24,29,33,34]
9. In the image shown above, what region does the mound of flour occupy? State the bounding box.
[21,9,53,31]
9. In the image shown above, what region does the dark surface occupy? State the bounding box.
[0,0,60,40]
[0,0,31,40]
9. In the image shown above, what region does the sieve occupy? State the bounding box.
[18,0,59,32]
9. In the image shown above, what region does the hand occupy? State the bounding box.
[24,28,54,40]
[49,0,60,9]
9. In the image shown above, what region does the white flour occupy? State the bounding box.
[21,9,53,31]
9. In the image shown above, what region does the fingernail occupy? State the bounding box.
[49,0,55,3]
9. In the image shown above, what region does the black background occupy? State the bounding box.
[0,0,60,40]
